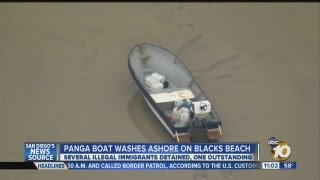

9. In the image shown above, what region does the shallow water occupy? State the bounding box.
[0,3,319,180]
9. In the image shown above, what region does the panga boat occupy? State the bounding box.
[128,43,222,142]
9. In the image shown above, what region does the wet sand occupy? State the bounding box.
[0,3,319,180]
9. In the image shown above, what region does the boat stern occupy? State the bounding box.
[208,126,223,140]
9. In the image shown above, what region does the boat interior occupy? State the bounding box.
[129,44,221,132]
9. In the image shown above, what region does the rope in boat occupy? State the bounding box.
[175,131,180,143]
[218,125,222,137]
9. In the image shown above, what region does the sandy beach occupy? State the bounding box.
[0,3,319,180]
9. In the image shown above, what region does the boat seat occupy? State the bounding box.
[150,89,195,103]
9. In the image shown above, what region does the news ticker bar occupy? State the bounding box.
[0,162,297,170]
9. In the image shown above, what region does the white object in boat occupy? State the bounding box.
[145,75,158,87]
[172,107,182,122]
[180,107,190,114]
[193,100,211,117]
[150,89,194,103]
[174,100,184,108]
[150,82,163,93]
[151,73,165,83]
[180,112,190,124]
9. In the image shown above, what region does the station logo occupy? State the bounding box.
[267,137,291,161]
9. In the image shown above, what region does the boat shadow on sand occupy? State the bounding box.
[128,91,210,180]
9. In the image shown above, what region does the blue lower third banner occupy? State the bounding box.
[63,161,260,170]
[60,143,259,154]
